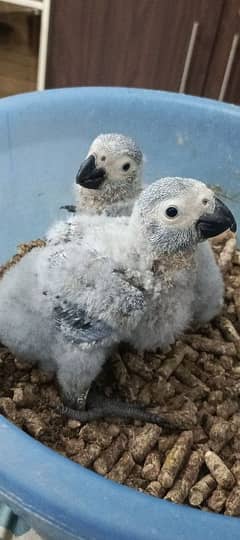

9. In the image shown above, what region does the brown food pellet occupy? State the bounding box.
[209,419,235,453]
[208,390,224,406]
[13,385,37,408]
[64,438,85,457]
[107,451,135,483]
[153,408,197,430]
[74,443,102,467]
[158,343,186,379]
[164,449,204,504]
[67,419,81,430]
[225,486,240,516]
[192,426,208,444]
[158,435,178,458]
[21,409,46,438]
[142,450,161,481]
[207,486,228,513]
[218,236,236,272]
[93,433,128,474]
[205,450,235,489]
[189,474,217,506]
[187,336,237,357]
[80,422,114,448]
[233,251,240,266]
[158,431,193,489]
[0,397,18,422]
[216,317,240,347]
[129,425,161,463]
[231,461,240,484]
[216,399,239,420]
[146,481,166,498]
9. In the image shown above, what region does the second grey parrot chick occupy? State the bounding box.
[48,133,143,244]
[75,133,143,215]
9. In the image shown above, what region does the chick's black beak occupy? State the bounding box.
[76,154,106,189]
[196,197,237,240]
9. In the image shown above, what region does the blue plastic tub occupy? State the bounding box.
[0,87,240,540]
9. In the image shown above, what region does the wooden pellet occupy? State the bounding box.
[189,474,217,506]
[21,409,46,438]
[217,399,239,420]
[192,426,208,444]
[187,336,237,356]
[205,450,235,489]
[158,431,193,489]
[225,486,240,516]
[13,385,37,408]
[64,438,85,457]
[207,486,228,513]
[158,342,186,379]
[186,385,209,401]
[209,419,234,452]
[158,435,178,457]
[151,379,175,404]
[146,480,166,498]
[208,390,224,406]
[231,461,240,484]
[107,451,135,483]
[233,250,240,266]
[219,355,233,371]
[142,451,161,481]
[129,425,161,463]
[154,409,197,430]
[216,399,239,420]
[125,353,154,381]
[175,364,209,393]
[74,443,102,467]
[93,433,128,474]
[67,419,81,430]
[0,397,18,422]
[80,423,114,448]
[200,359,225,377]
[216,317,240,347]
[218,236,236,272]
[233,290,240,322]
[231,414,240,428]
[164,449,204,504]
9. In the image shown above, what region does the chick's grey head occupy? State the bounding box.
[75,133,143,206]
[132,177,236,256]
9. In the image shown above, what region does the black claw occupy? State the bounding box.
[60,205,77,213]
[57,392,180,430]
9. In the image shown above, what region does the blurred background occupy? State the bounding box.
[0,0,239,104]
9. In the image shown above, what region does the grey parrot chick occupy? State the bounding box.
[0,177,236,423]
[47,133,143,245]
[124,177,236,351]
[75,133,143,215]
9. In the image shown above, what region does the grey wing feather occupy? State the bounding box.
[54,302,113,344]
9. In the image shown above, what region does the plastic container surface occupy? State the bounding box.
[0,87,240,540]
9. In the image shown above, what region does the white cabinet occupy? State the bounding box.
[0,0,51,90]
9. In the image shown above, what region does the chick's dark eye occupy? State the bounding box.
[122,162,130,171]
[101,156,106,161]
[165,206,178,218]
